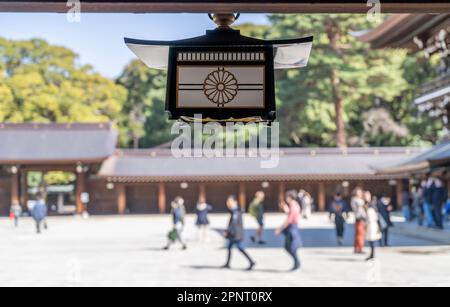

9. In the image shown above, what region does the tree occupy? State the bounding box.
[267,15,411,147]
[0,38,128,144]
[117,60,172,148]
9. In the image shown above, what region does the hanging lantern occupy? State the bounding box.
[125,13,313,124]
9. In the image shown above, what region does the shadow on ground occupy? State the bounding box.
[187,264,291,274]
[213,226,441,249]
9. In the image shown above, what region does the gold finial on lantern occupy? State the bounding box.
[209,13,240,29]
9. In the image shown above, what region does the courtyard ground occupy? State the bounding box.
[1,213,449,287]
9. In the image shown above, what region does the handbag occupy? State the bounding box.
[168,229,178,242]
[378,213,388,230]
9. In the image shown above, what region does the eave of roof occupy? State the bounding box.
[358,14,450,50]
[376,141,450,175]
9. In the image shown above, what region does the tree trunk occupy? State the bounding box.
[132,135,139,149]
[331,68,347,148]
[327,21,347,149]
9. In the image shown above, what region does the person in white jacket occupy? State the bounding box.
[365,200,382,261]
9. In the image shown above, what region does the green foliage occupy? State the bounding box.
[0,37,128,143]
[27,171,75,191]
[1,15,443,152]
[116,60,173,148]
[44,172,76,186]
[266,14,422,147]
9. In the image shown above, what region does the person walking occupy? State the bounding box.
[351,187,367,254]
[330,193,347,246]
[10,201,22,228]
[276,190,302,271]
[432,178,447,229]
[401,188,412,221]
[423,177,436,228]
[164,197,187,250]
[223,195,256,271]
[412,184,425,226]
[195,198,212,242]
[444,196,450,225]
[249,191,266,245]
[377,194,393,247]
[301,191,313,220]
[365,199,382,261]
[31,196,48,234]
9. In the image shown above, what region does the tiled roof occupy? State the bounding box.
[0,123,118,164]
[98,147,423,182]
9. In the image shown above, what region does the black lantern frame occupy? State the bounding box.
[166,45,276,122]
[125,25,313,124]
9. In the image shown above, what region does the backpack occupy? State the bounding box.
[248,200,259,218]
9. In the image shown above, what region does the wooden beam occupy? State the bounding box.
[75,171,86,214]
[238,182,246,210]
[318,182,326,212]
[158,183,166,214]
[278,182,285,203]
[199,183,206,203]
[10,171,19,207]
[0,2,449,13]
[396,179,403,209]
[117,183,127,214]
[20,171,28,210]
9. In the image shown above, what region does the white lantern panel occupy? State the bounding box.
[274,41,313,69]
[126,43,169,70]
[177,66,265,109]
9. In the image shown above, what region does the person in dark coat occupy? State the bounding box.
[223,195,256,271]
[31,196,48,234]
[432,179,447,229]
[330,193,347,246]
[276,190,302,271]
[377,194,393,247]
[195,198,213,242]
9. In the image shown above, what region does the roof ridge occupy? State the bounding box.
[114,146,425,158]
[0,122,113,130]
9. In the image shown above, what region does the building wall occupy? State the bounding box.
[0,171,400,216]
[126,184,159,214]
[84,179,397,215]
[205,182,240,212]
[87,178,118,215]
[0,177,11,215]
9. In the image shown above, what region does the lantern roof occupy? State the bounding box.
[125,28,313,70]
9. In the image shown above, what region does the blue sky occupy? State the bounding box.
[0,13,268,79]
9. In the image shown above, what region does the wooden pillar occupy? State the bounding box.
[20,171,28,210]
[117,184,127,215]
[11,170,19,206]
[75,171,86,214]
[238,182,246,210]
[318,182,326,212]
[199,183,206,203]
[158,183,166,214]
[396,179,403,209]
[278,183,286,203]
